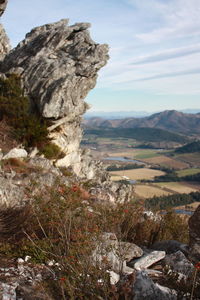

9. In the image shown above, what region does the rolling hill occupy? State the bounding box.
[85,127,188,143]
[83,110,200,135]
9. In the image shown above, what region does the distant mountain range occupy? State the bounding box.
[83,110,200,135]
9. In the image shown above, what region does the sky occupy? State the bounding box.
[1,0,200,112]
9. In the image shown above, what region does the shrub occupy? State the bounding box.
[39,142,65,160]
[0,74,48,147]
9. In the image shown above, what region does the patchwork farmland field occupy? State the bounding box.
[134,184,171,199]
[155,182,199,194]
[109,168,165,180]
[175,152,200,167]
[141,155,189,169]
[177,168,200,177]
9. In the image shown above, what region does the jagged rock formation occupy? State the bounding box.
[0,0,10,60]
[0,0,7,16]
[0,19,109,177]
[0,24,10,60]
[188,204,200,262]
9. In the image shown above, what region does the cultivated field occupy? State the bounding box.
[134,184,171,199]
[110,149,160,159]
[109,168,165,180]
[141,155,189,169]
[155,182,198,194]
[177,168,200,177]
[175,152,200,167]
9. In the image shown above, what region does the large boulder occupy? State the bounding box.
[188,204,200,262]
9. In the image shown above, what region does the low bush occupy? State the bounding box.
[0,74,49,147]
[39,142,65,160]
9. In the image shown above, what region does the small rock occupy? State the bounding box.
[17,258,24,264]
[108,271,120,285]
[47,260,55,266]
[24,256,31,262]
[3,148,28,160]
[131,251,165,270]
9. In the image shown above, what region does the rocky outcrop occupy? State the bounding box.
[0,0,11,61]
[0,0,7,16]
[0,24,10,60]
[0,19,109,177]
[188,204,200,262]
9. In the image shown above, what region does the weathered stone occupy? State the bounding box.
[188,205,200,262]
[0,24,11,60]
[3,148,28,160]
[108,270,120,285]
[164,251,194,277]
[131,251,166,270]
[89,180,134,203]
[93,233,143,274]
[1,20,109,119]
[132,271,177,300]
[0,0,7,16]
[151,240,188,255]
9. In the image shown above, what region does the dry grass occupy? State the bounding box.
[142,155,189,169]
[134,184,171,199]
[0,120,18,153]
[155,182,198,194]
[109,168,165,180]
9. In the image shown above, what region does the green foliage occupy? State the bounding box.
[145,191,200,210]
[0,74,48,147]
[85,127,188,143]
[106,163,143,171]
[175,140,200,154]
[39,142,65,160]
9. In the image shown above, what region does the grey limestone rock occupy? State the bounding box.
[1,19,109,119]
[0,1,10,60]
[130,250,166,270]
[132,271,177,300]
[0,24,11,60]
[164,250,194,277]
[2,148,28,160]
[0,0,7,16]
[93,232,143,275]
